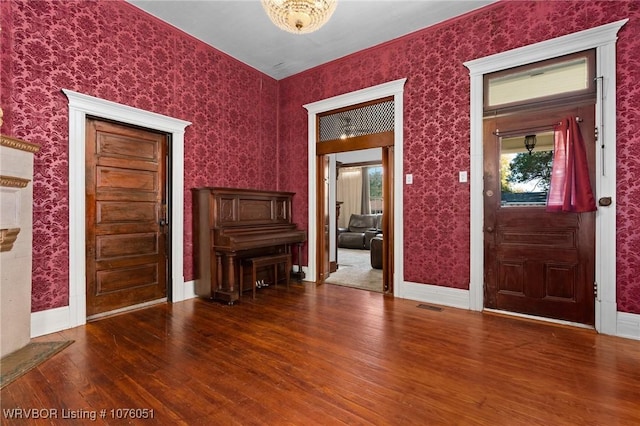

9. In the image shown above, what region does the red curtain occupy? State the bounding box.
[547,117,597,213]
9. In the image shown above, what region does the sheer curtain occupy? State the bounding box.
[336,167,363,228]
[547,117,597,212]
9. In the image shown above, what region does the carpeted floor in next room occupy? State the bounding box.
[324,248,383,292]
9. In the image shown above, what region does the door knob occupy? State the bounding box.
[485,226,494,233]
[598,197,612,206]
[159,219,167,226]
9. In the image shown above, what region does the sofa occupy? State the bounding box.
[338,213,382,250]
[370,235,383,269]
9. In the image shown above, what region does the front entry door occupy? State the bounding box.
[86,118,168,318]
[483,105,596,324]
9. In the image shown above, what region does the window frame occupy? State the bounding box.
[483,50,596,116]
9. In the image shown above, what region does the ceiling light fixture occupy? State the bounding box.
[261,0,338,34]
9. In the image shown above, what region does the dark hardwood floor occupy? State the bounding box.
[2,283,640,425]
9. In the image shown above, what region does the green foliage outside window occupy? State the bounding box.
[502,151,553,193]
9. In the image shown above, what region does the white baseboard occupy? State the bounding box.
[617,311,640,340]
[398,281,470,310]
[31,281,199,338]
[182,279,198,300]
[31,306,71,338]
[30,282,640,342]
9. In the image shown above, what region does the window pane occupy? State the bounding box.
[500,132,553,207]
[488,57,589,107]
[368,166,383,213]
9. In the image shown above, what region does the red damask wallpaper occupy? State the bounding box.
[2,0,639,315]
[278,0,640,313]
[1,0,279,311]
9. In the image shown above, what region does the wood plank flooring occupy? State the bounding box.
[2,283,640,425]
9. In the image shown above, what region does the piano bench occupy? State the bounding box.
[240,253,292,299]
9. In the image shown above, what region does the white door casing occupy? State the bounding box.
[64,90,191,329]
[304,79,407,295]
[464,19,628,335]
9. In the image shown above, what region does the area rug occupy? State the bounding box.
[325,248,383,292]
[1,341,73,389]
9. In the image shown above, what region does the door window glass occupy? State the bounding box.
[500,131,554,206]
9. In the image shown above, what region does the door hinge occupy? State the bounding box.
[594,126,599,143]
[593,281,598,298]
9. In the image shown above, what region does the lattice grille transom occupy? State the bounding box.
[319,100,394,142]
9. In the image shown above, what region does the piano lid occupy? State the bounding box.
[214,227,306,252]
[195,187,296,229]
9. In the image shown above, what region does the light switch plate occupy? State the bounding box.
[459,171,468,183]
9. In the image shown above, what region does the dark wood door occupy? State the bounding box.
[483,105,596,324]
[317,155,331,283]
[86,119,168,317]
[381,146,393,293]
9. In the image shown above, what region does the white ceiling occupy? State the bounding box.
[127,0,496,80]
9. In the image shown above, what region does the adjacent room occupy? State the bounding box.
[327,149,384,293]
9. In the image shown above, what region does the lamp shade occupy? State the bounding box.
[261,0,338,34]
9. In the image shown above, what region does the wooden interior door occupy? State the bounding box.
[483,105,596,324]
[86,118,168,318]
[381,146,394,293]
[316,155,331,283]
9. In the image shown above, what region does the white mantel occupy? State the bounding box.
[0,134,40,358]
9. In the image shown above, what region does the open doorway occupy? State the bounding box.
[304,78,406,298]
[326,151,384,293]
[314,98,396,294]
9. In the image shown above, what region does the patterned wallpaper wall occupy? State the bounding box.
[1,0,279,311]
[2,0,639,315]
[277,0,640,313]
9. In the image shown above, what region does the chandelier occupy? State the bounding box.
[261,0,338,34]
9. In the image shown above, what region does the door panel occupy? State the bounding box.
[316,155,330,283]
[484,106,595,324]
[86,119,168,317]
[382,146,393,293]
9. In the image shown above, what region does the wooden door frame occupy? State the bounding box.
[304,79,406,293]
[465,20,627,335]
[58,90,191,332]
[316,155,331,282]
[316,145,393,292]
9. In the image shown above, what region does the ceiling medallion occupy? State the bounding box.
[261,0,338,34]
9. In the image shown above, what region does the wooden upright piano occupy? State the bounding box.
[193,187,306,304]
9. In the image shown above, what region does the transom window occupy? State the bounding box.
[484,50,595,114]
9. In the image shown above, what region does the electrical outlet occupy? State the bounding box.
[406,174,413,184]
[459,171,468,183]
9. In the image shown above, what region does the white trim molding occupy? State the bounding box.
[32,90,191,337]
[617,312,640,341]
[400,282,470,310]
[464,19,628,336]
[304,78,406,296]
